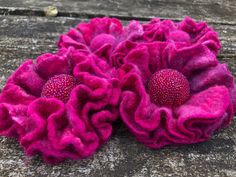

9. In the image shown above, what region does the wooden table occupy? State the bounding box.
[0,1,235,176]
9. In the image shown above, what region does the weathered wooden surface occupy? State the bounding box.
[0,0,236,176]
[0,123,236,177]
[0,0,235,24]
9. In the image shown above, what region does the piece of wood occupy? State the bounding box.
[0,0,235,24]
[0,122,236,177]
[0,16,78,80]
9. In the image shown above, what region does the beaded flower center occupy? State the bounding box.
[148,69,190,107]
[41,74,77,103]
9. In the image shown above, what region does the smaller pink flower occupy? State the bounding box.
[58,17,144,63]
[0,47,120,163]
[58,17,123,58]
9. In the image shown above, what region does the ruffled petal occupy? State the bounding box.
[178,17,221,54]
[71,57,120,142]
[21,98,62,147]
[20,98,87,163]
[110,40,137,67]
[124,44,152,82]
[176,86,233,142]
[163,43,218,77]
[58,17,125,60]
[0,104,14,136]
[68,85,116,146]
[190,63,234,92]
[77,17,123,45]
[168,30,191,43]
[142,17,221,55]
[72,51,112,79]
[57,28,88,50]
[0,84,35,105]
[36,49,71,80]
[120,70,159,133]
[121,20,144,41]
[111,41,167,78]
[0,104,27,138]
[142,18,176,42]
[90,33,116,58]
[6,60,45,97]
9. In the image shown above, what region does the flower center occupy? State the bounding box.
[148,69,190,107]
[41,74,77,103]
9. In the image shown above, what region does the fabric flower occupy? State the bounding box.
[0,16,235,164]
[142,17,221,55]
[117,36,236,148]
[111,17,235,149]
[0,47,120,163]
[58,17,144,65]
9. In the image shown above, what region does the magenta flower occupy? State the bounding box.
[58,17,122,54]
[142,17,221,54]
[58,17,144,63]
[116,17,236,148]
[0,17,235,164]
[0,47,120,163]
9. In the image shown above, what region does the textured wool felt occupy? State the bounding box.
[0,47,120,163]
[0,17,235,164]
[115,18,236,148]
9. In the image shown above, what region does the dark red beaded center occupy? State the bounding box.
[41,74,77,103]
[148,69,190,107]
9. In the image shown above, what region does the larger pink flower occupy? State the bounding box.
[0,47,120,163]
[118,38,235,148]
[111,17,235,149]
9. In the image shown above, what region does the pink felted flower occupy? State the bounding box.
[111,17,221,68]
[58,17,144,64]
[116,17,236,149]
[142,17,221,55]
[0,47,120,163]
[0,16,235,164]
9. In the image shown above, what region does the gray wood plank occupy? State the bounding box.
[0,0,235,24]
[0,122,235,177]
[0,15,236,176]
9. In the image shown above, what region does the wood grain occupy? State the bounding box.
[0,0,235,24]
